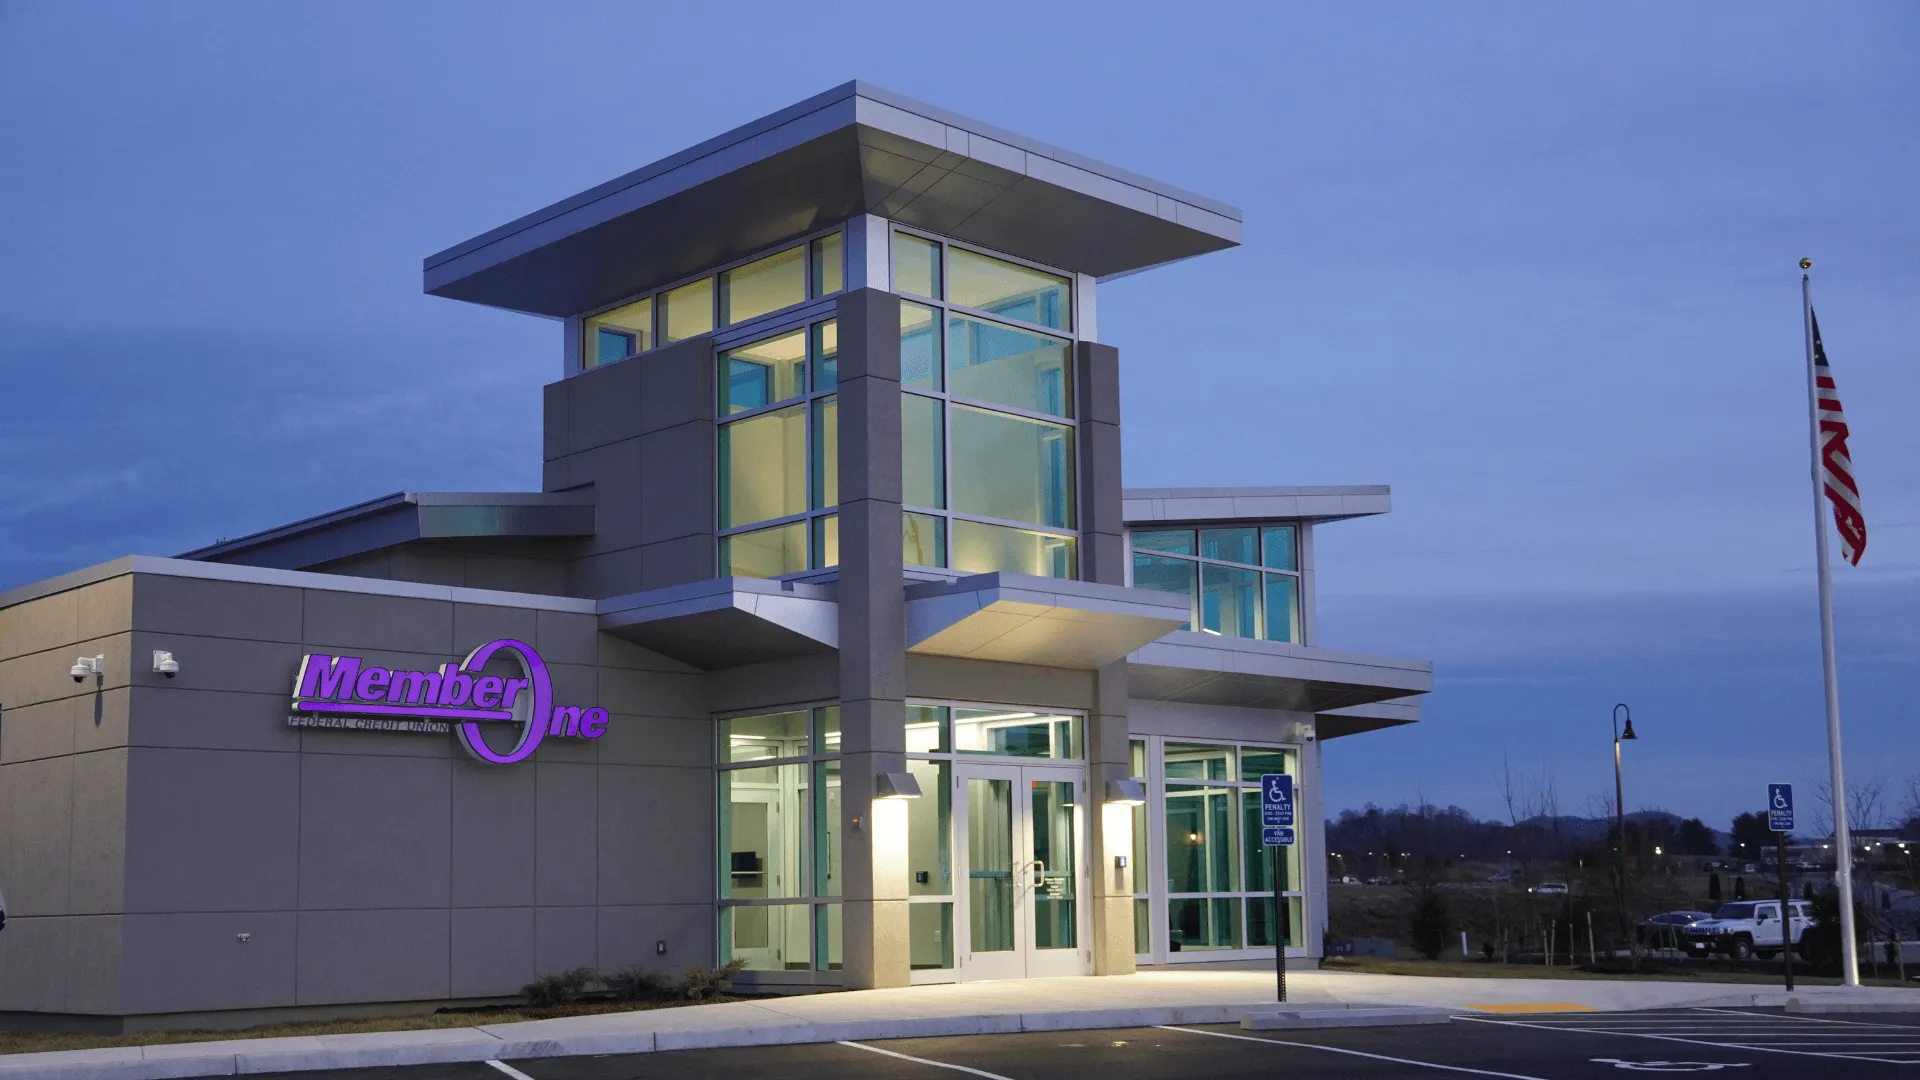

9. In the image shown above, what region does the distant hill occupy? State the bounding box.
[1515,810,1730,850]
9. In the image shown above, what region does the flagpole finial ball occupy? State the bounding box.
[1800,258,1813,269]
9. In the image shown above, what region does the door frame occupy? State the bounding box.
[951,760,1091,980]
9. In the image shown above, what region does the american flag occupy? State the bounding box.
[1811,309,1866,565]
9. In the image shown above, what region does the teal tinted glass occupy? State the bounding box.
[1261,525,1297,570]
[1130,553,1195,630]
[1240,747,1293,783]
[949,405,1073,529]
[596,327,636,366]
[812,320,838,391]
[1201,563,1260,638]
[720,330,808,415]
[1199,527,1259,565]
[901,393,945,509]
[901,301,941,390]
[1131,529,1194,555]
[1263,574,1300,643]
[946,314,1071,417]
[893,232,941,299]
[903,511,948,569]
[947,247,1070,330]
[1164,742,1232,782]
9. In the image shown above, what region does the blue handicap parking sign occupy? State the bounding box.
[1768,783,1794,832]
[1262,826,1296,847]
[1261,774,1294,829]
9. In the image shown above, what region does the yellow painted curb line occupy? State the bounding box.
[1466,1003,1598,1013]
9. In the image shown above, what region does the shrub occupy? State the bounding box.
[523,966,598,1006]
[603,965,673,1002]
[678,959,748,1002]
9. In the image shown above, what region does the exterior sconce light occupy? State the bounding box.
[70,656,104,684]
[152,651,180,678]
[1104,779,1147,805]
[875,772,922,800]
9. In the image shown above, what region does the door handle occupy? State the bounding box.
[1032,859,1047,888]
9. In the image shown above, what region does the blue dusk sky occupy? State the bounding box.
[2,2,1915,831]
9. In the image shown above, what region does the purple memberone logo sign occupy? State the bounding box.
[290,638,606,765]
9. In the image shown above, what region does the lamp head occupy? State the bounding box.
[1620,717,1638,741]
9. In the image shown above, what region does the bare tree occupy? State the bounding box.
[1806,775,1890,836]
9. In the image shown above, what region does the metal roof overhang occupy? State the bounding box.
[597,577,838,670]
[423,82,1242,318]
[1128,632,1433,713]
[906,573,1190,669]
[177,491,596,571]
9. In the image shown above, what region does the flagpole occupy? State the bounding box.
[1801,263,1860,987]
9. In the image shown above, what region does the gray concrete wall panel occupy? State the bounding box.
[298,755,452,910]
[592,714,710,769]
[596,764,711,906]
[126,686,301,754]
[535,762,598,907]
[120,911,299,1014]
[0,915,68,1011]
[296,909,451,1006]
[452,603,539,656]
[535,610,600,666]
[62,914,122,1013]
[132,575,302,644]
[562,352,646,456]
[703,654,837,716]
[597,903,713,972]
[449,764,538,909]
[637,536,712,591]
[534,906,597,974]
[638,424,715,545]
[68,748,127,915]
[0,590,80,661]
[302,591,453,655]
[2,754,72,915]
[0,696,77,763]
[450,906,535,998]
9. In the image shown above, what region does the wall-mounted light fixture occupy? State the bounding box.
[1104,779,1146,805]
[876,772,922,800]
[69,656,104,684]
[152,651,180,679]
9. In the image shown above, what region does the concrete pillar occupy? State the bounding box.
[834,287,910,989]
[1086,660,1136,974]
[1075,341,1125,587]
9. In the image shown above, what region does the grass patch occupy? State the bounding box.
[0,997,738,1058]
[1321,956,1916,988]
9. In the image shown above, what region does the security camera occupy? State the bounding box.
[152,650,179,679]
[71,661,90,683]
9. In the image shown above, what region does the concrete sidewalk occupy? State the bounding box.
[2,969,1913,1080]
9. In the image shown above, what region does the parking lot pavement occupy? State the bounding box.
[248,1010,1920,1080]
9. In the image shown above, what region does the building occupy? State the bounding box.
[0,82,1430,1028]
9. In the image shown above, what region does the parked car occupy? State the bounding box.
[1486,872,1512,884]
[1741,863,1759,874]
[1681,900,1813,961]
[1338,875,1361,885]
[1530,881,1569,896]
[1639,909,1713,948]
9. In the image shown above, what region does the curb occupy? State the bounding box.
[0,1001,1328,1080]
[1240,1007,1454,1031]
[1786,998,1920,1015]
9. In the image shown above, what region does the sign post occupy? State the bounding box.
[1261,774,1295,1003]
[1769,783,1795,991]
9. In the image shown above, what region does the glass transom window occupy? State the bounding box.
[717,318,842,577]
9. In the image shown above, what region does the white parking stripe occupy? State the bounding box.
[1457,1010,1920,1065]
[1157,1025,1551,1080]
[838,1040,1018,1080]
[486,1062,541,1080]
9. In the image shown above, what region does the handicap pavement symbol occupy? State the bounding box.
[1597,1053,1751,1060]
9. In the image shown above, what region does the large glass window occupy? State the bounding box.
[946,314,1071,417]
[577,229,841,371]
[888,230,1079,578]
[947,247,1070,331]
[949,406,1073,529]
[717,319,841,577]
[1127,523,1303,642]
[721,246,807,327]
[1153,739,1302,956]
[718,706,842,972]
[585,296,652,369]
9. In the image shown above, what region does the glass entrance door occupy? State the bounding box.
[954,762,1087,979]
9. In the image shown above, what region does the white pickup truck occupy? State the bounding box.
[1681,899,1813,960]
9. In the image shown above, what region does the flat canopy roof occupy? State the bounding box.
[425,81,1242,318]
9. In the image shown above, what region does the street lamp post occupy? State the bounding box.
[1613,703,1638,962]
